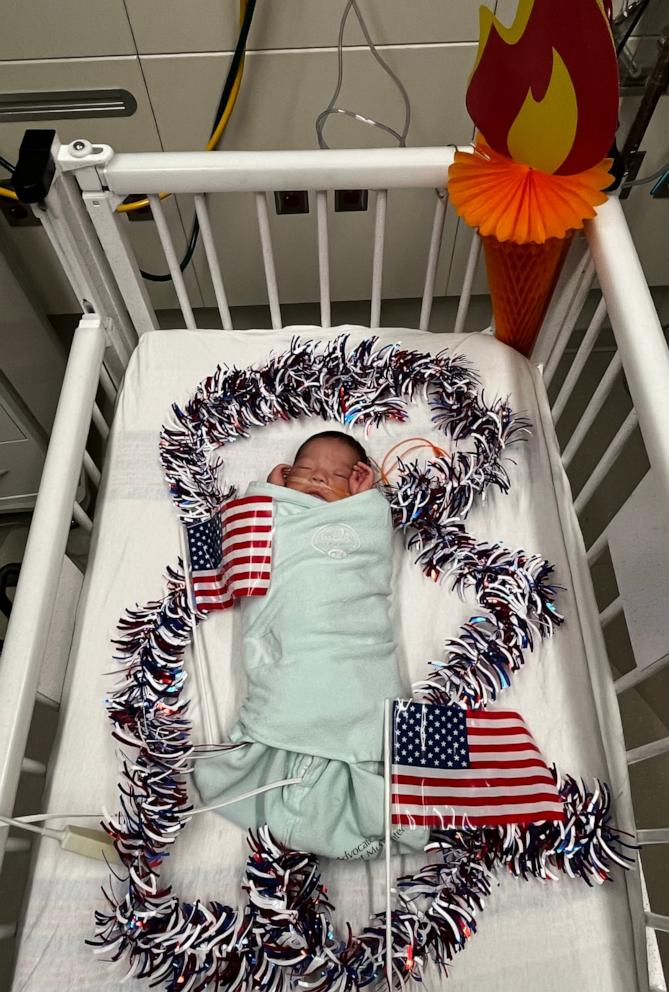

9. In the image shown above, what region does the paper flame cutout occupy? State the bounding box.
[466,0,618,175]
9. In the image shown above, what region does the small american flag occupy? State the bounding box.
[391,701,564,828]
[186,495,273,612]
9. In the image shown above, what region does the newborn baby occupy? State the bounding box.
[194,430,428,859]
[267,430,375,502]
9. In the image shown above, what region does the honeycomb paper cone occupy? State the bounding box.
[482,234,573,356]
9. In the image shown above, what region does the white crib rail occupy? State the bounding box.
[2,137,668,984]
[55,143,460,344]
[0,315,109,873]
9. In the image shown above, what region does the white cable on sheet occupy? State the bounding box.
[178,525,219,747]
[452,229,481,336]
[255,192,282,330]
[148,194,197,330]
[0,813,61,841]
[9,775,306,831]
[316,190,331,328]
[419,191,448,331]
[193,193,233,331]
[370,190,387,329]
[187,774,305,817]
[552,297,608,423]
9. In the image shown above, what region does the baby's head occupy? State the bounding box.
[269,431,374,501]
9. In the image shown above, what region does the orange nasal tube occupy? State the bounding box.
[379,437,446,485]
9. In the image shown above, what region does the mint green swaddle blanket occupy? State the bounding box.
[194,482,428,859]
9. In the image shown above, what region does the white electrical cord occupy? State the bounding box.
[316,0,411,149]
[2,773,306,839]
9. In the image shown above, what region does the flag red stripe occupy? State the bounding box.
[224,524,273,540]
[221,509,273,527]
[469,758,546,769]
[392,811,566,827]
[226,570,271,582]
[468,742,539,754]
[467,725,531,737]
[193,573,270,592]
[221,555,271,567]
[220,495,272,512]
[465,709,521,721]
[391,773,555,789]
[391,790,563,808]
[221,540,271,552]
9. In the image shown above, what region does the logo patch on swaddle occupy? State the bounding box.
[311,523,361,559]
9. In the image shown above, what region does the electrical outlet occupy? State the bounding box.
[0,193,40,226]
[274,190,309,215]
[334,189,368,212]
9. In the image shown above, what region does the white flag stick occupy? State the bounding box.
[179,523,220,746]
[384,698,393,989]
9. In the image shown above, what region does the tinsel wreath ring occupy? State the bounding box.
[97,337,627,991]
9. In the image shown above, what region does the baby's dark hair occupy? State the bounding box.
[295,431,370,466]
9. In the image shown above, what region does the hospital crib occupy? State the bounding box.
[0,135,668,990]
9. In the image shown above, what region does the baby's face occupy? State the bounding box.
[285,439,358,502]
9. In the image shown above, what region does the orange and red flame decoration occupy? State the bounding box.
[448,0,619,356]
[448,0,619,244]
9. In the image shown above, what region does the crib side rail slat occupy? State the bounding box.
[148,195,196,330]
[561,353,622,468]
[370,190,387,329]
[0,315,106,871]
[573,410,639,515]
[615,652,669,696]
[419,191,448,332]
[316,190,331,329]
[586,197,669,497]
[542,256,596,386]
[551,296,607,422]
[82,192,160,337]
[452,230,481,336]
[255,192,282,330]
[194,194,233,331]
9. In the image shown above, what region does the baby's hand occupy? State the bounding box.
[349,461,375,495]
[267,464,291,486]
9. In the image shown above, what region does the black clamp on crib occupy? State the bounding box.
[13,129,57,203]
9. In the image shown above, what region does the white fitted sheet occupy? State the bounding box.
[12,327,646,992]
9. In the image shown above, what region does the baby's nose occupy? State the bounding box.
[311,467,327,482]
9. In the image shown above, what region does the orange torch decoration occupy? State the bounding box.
[448,0,620,355]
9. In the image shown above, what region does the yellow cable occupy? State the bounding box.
[0,187,18,201]
[117,0,247,215]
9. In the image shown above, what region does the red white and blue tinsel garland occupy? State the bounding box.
[93,336,633,990]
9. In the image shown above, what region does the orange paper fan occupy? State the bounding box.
[448,139,612,244]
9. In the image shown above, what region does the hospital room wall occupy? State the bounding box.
[0,0,666,317]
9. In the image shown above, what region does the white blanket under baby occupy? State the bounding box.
[11,327,645,992]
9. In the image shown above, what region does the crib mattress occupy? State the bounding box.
[12,326,645,992]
